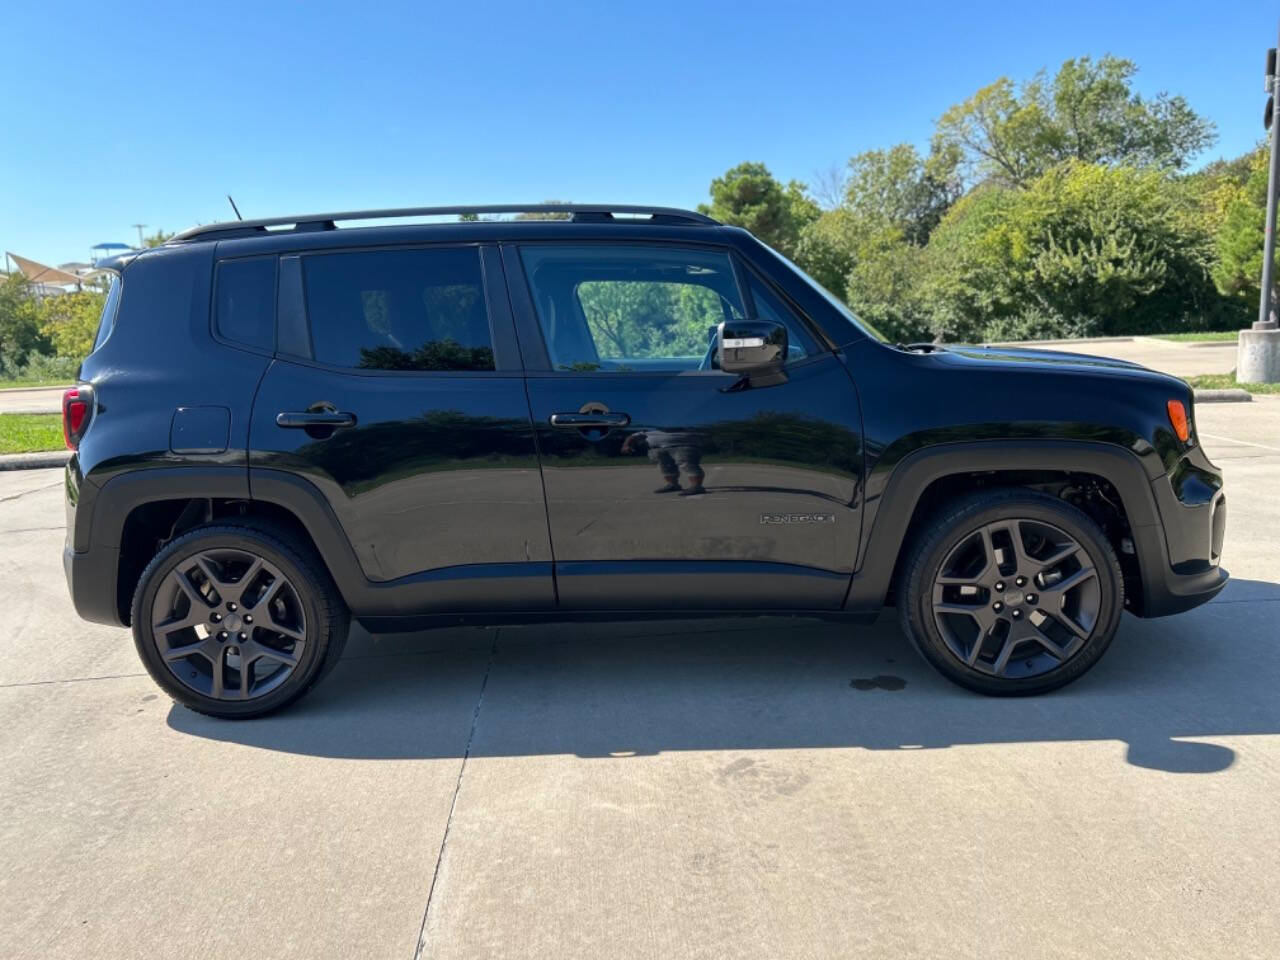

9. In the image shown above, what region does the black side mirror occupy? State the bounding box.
[716,319,787,386]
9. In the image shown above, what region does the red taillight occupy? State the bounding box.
[62,388,88,450]
[1166,399,1190,443]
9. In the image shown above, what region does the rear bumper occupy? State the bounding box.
[63,542,125,627]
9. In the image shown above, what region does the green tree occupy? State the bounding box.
[843,143,962,244]
[143,229,175,247]
[39,288,107,359]
[698,162,819,256]
[844,228,931,343]
[1211,146,1274,311]
[923,162,1220,340]
[0,274,49,369]
[934,56,1216,188]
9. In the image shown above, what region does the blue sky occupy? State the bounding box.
[2,0,1276,265]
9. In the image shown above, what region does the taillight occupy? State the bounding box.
[62,388,89,450]
[1166,399,1190,443]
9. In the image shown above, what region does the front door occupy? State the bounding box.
[508,241,864,610]
[248,244,553,612]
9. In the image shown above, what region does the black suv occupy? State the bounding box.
[62,204,1228,718]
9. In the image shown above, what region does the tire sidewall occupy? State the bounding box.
[902,493,1123,696]
[132,526,334,719]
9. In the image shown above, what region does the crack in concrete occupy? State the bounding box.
[413,629,499,960]
[0,672,146,689]
[0,481,62,505]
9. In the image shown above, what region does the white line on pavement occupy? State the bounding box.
[1199,432,1280,454]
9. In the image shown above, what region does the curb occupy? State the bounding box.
[0,451,70,471]
[0,384,71,394]
[1193,388,1253,403]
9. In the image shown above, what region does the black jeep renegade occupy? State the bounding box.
[61,204,1228,718]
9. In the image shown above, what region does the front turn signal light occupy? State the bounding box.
[1166,399,1190,443]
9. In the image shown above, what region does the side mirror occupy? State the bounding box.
[716,319,787,386]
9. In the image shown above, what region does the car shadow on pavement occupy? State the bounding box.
[167,578,1280,775]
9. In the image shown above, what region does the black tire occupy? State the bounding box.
[131,522,349,719]
[897,488,1123,696]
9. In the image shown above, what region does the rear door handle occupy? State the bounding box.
[549,412,631,428]
[276,411,357,429]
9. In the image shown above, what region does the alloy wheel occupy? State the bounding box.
[930,518,1101,679]
[149,548,308,701]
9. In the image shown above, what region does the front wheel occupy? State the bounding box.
[131,523,349,719]
[898,489,1124,696]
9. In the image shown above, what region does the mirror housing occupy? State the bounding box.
[716,319,787,385]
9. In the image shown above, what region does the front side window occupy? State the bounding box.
[215,257,276,352]
[303,247,494,371]
[520,244,747,372]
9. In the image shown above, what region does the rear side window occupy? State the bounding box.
[302,248,493,371]
[215,257,276,351]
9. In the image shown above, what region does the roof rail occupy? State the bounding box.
[170,204,718,242]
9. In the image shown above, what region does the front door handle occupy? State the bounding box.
[276,411,357,429]
[549,412,631,428]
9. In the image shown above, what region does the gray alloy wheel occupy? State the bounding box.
[132,523,348,719]
[929,518,1101,680]
[898,489,1123,696]
[149,547,308,701]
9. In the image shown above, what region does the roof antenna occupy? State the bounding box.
[227,194,243,221]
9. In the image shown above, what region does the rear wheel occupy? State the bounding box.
[131,523,349,719]
[898,489,1123,696]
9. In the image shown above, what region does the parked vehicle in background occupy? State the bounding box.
[60,205,1228,718]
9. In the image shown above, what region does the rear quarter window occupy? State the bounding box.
[215,257,277,352]
[91,273,123,351]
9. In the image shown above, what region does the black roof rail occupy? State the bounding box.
[170,204,718,242]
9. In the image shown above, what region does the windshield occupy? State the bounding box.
[759,244,889,343]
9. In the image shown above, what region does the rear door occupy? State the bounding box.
[507,241,864,610]
[247,243,553,610]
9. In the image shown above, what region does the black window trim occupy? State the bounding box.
[210,254,279,357]
[276,241,519,379]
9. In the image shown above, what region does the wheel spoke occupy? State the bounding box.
[209,648,225,698]
[991,635,1016,675]
[1045,609,1091,641]
[239,659,252,699]
[226,556,264,605]
[171,569,214,614]
[1029,543,1079,574]
[261,608,305,641]
[195,555,225,589]
[253,574,285,612]
[153,608,204,636]
[1043,566,1097,601]
[245,640,299,667]
[162,638,208,662]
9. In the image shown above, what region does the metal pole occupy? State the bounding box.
[1258,26,1280,330]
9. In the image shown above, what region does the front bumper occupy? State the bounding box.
[1134,442,1228,617]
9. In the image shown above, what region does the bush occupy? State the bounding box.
[17,353,79,382]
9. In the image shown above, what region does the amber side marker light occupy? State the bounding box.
[1166,399,1190,443]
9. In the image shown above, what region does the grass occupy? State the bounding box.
[0,377,72,390]
[1152,331,1240,342]
[1184,372,1280,395]
[0,414,64,454]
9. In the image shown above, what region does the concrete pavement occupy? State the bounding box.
[0,399,1277,958]
[0,385,68,414]
[988,336,1241,378]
